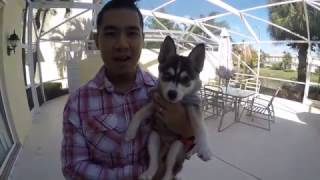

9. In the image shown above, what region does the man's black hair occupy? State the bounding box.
[96,0,143,31]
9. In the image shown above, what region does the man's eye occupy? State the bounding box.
[128,31,140,37]
[104,31,115,36]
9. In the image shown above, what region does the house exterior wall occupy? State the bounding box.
[265,55,320,73]
[0,0,32,143]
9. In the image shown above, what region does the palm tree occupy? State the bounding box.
[49,18,93,78]
[268,0,320,82]
[282,52,292,70]
[233,43,258,74]
[25,0,73,78]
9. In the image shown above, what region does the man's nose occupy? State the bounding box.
[115,33,129,50]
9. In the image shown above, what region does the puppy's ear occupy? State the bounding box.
[158,36,176,64]
[188,44,205,73]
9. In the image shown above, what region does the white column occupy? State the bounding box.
[303,48,312,104]
[37,49,46,102]
[27,4,40,113]
[257,45,261,93]
[302,0,312,104]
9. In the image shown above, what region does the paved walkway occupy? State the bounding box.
[9,95,320,180]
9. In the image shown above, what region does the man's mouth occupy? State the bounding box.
[113,56,131,62]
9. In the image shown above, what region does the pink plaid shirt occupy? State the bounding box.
[61,65,157,179]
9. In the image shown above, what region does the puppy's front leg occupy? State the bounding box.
[139,131,160,180]
[125,102,154,141]
[187,106,212,161]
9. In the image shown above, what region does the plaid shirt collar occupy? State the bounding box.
[88,65,155,93]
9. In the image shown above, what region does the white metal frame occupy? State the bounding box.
[25,0,320,104]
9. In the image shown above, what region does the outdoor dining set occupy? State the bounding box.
[199,77,280,132]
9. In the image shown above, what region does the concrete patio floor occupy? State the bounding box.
[8,95,320,180]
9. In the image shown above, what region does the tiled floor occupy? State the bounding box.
[9,96,66,180]
[9,95,320,180]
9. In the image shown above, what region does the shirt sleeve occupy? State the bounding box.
[61,95,140,180]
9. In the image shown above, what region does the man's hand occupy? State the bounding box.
[152,92,194,138]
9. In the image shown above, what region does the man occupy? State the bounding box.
[61,0,193,179]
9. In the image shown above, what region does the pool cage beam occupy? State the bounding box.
[202,23,255,41]
[198,0,303,23]
[141,9,257,45]
[243,12,308,41]
[40,9,91,38]
[143,0,176,23]
[206,0,260,42]
[27,0,318,104]
[303,0,312,104]
[26,1,40,114]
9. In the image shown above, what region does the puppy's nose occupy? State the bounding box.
[168,90,177,100]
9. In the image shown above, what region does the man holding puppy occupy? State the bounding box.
[61,0,194,179]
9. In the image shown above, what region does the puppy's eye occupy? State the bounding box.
[181,77,190,84]
[162,73,171,81]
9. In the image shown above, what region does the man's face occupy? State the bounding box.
[95,9,144,77]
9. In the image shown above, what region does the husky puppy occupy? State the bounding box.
[125,36,212,180]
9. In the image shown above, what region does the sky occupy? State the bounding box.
[138,0,270,40]
[137,0,299,56]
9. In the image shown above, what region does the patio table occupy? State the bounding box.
[222,87,256,119]
[204,85,256,131]
[219,87,256,131]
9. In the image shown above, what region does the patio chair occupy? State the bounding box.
[240,78,261,104]
[217,92,237,132]
[229,76,242,88]
[206,79,219,86]
[202,85,224,120]
[243,78,261,93]
[240,87,281,131]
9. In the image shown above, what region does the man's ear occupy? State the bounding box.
[188,43,205,73]
[93,32,100,49]
[158,36,176,64]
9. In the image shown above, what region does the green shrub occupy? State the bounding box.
[284,69,295,72]
[308,86,320,101]
[44,82,68,100]
[271,62,283,70]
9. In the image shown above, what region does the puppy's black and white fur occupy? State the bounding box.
[125,36,212,180]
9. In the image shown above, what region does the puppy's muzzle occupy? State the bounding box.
[167,90,177,101]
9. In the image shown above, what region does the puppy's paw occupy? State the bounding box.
[196,144,213,161]
[139,169,157,180]
[124,127,137,141]
[162,175,173,180]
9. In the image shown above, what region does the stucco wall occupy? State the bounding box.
[0,0,32,143]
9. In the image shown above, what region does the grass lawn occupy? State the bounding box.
[259,68,320,83]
